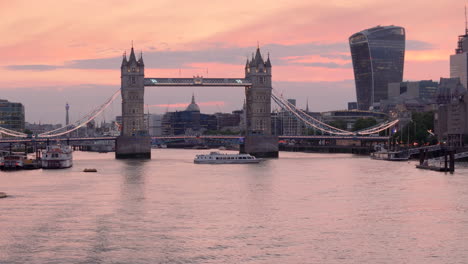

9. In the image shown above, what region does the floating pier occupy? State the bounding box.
[416,148,455,173]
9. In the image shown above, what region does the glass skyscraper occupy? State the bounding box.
[349,25,405,110]
[0,99,25,132]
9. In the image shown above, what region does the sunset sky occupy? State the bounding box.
[0,0,465,123]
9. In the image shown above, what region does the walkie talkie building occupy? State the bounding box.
[349,25,405,110]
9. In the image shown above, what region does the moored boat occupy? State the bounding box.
[370,150,409,161]
[41,144,73,169]
[194,151,262,164]
[0,153,27,170]
[23,158,41,170]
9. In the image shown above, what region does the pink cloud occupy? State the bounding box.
[1,0,463,89]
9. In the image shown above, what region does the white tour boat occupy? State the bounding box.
[194,151,262,164]
[41,144,73,169]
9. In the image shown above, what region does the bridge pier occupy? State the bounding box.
[115,135,151,159]
[241,135,278,158]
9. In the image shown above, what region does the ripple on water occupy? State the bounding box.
[2,149,468,263]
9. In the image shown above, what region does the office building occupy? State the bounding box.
[348,102,358,110]
[436,77,466,104]
[387,80,438,101]
[0,99,25,132]
[450,25,468,89]
[349,25,405,110]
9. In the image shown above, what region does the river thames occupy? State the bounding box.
[2,149,468,263]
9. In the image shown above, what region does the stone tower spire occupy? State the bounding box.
[120,46,145,136]
[116,45,151,159]
[121,52,128,68]
[243,44,278,157]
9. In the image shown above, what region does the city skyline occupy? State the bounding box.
[0,0,464,123]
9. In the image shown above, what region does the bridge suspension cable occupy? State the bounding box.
[0,126,28,138]
[38,89,121,138]
[272,91,354,135]
[354,119,400,135]
[271,90,399,136]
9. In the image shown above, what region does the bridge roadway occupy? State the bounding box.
[0,135,390,144]
[0,136,118,144]
[144,78,251,87]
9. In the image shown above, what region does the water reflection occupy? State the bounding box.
[120,159,148,202]
[2,150,468,263]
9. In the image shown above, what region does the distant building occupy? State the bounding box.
[321,110,388,131]
[450,26,468,89]
[287,99,296,106]
[348,102,358,110]
[381,80,439,112]
[388,80,438,101]
[434,24,468,145]
[436,77,466,104]
[271,99,321,136]
[161,94,217,135]
[349,25,406,110]
[435,93,468,146]
[434,77,468,146]
[25,122,61,135]
[215,111,241,132]
[148,114,163,136]
[0,99,25,132]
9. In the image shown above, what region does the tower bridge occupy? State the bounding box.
[116,45,278,159]
[144,78,251,86]
[0,45,401,159]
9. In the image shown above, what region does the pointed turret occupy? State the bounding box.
[265,53,272,67]
[128,46,137,64]
[121,52,128,68]
[306,98,309,112]
[254,47,264,65]
[245,58,250,69]
[138,51,144,66]
[250,53,255,67]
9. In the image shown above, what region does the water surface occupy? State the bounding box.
[2,149,468,263]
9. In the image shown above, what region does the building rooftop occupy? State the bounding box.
[185,94,200,112]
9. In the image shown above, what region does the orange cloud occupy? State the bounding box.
[406,50,451,62]
[283,54,348,63]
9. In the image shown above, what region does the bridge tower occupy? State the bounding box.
[115,46,151,159]
[242,47,279,157]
